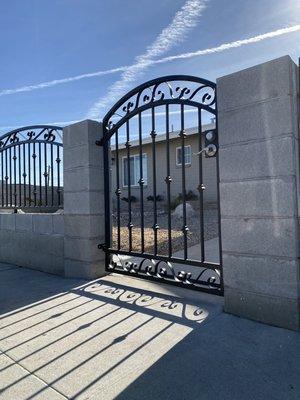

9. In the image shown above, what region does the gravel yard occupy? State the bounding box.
[112,206,219,255]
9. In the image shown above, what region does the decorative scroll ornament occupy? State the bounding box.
[107,254,221,294]
[0,125,63,151]
[103,75,216,134]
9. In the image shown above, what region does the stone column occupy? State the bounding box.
[217,56,300,331]
[63,119,107,279]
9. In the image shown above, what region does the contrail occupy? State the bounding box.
[87,0,208,118]
[0,66,128,97]
[0,24,299,99]
[154,25,300,64]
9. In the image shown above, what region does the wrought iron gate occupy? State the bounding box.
[0,125,63,210]
[100,75,223,295]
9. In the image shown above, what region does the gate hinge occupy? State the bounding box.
[95,139,104,146]
[98,243,107,251]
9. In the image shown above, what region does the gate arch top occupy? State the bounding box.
[102,75,216,141]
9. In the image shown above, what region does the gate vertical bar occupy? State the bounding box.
[115,129,121,250]
[151,106,158,255]
[50,143,54,206]
[138,112,145,253]
[126,120,133,251]
[180,103,188,260]
[165,104,172,257]
[44,143,48,206]
[39,142,42,206]
[57,146,61,207]
[1,151,3,207]
[9,147,12,206]
[13,146,17,209]
[198,108,205,262]
[28,142,31,206]
[23,144,26,207]
[33,143,37,206]
[18,145,21,207]
[5,149,8,206]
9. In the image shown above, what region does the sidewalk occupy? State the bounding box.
[0,263,299,400]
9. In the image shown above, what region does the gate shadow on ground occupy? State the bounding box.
[1,267,299,400]
[71,277,223,328]
[70,278,300,400]
[114,313,300,400]
[0,264,86,316]
[0,267,223,399]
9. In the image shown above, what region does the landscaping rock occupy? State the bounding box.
[173,202,195,218]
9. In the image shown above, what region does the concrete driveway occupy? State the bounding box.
[0,263,299,400]
[173,237,220,263]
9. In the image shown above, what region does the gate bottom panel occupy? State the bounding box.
[106,250,223,296]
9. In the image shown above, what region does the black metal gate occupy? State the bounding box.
[100,75,223,295]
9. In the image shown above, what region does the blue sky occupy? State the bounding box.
[0,0,300,133]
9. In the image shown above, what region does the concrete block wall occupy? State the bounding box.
[0,212,64,275]
[63,120,106,279]
[217,56,300,331]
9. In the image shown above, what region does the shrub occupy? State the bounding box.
[147,195,164,202]
[178,190,198,201]
[170,190,198,210]
[25,197,34,205]
[121,196,137,203]
[186,190,198,201]
[170,196,182,210]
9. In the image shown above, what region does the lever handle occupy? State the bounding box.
[193,144,217,157]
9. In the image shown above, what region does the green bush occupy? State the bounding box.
[121,195,137,203]
[170,190,198,210]
[178,190,198,201]
[147,195,164,202]
[170,196,182,210]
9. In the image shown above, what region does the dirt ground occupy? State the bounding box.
[112,207,219,255]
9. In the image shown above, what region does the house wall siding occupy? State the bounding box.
[111,134,218,208]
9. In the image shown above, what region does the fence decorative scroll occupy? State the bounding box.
[103,75,216,136]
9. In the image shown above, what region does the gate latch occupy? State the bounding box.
[193,144,217,157]
[193,129,218,158]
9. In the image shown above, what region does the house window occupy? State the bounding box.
[176,145,191,166]
[123,154,147,187]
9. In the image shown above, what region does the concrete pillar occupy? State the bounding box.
[63,119,106,279]
[217,56,300,331]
